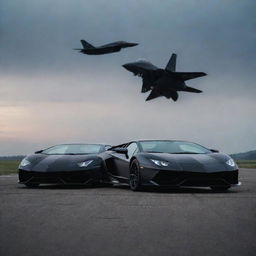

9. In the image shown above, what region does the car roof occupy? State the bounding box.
[137,139,177,142]
[49,143,108,146]
[109,140,182,149]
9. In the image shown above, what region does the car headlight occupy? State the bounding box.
[77,160,94,167]
[20,158,31,167]
[226,158,236,167]
[150,159,169,167]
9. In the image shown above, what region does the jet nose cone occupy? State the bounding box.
[124,42,138,47]
[122,63,134,71]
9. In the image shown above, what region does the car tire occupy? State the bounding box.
[129,159,142,191]
[25,183,40,188]
[210,186,230,192]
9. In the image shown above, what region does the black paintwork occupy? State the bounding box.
[19,141,240,190]
[122,54,207,101]
[74,40,138,55]
[100,140,239,189]
[18,144,109,186]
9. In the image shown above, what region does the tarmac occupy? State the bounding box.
[0,168,255,256]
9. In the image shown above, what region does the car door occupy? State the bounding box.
[110,142,138,180]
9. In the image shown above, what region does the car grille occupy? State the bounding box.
[19,170,93,184]
[152,170,238,186]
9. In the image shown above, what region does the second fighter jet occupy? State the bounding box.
[123,54,207,101]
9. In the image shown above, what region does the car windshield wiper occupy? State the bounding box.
[145,151,203,154]
[145,151,163,153]
[63,153,89,155]
[170,152,201,154]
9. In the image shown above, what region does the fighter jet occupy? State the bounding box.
[74,40,138,55]
[123,54,207,101]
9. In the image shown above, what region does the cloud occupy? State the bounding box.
[0,0,255,154]
[0,87,255,155]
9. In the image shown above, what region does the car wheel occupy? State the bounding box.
[129,159,142,191]
[210,186,230,192]
[25,183,39,188]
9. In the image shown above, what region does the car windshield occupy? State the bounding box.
[139,140,211,154]
[42,144,103,155]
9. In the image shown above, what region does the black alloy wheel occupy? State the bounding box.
[129,159,142,191]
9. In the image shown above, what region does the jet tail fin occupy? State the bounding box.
[165,54,177,72]
[80,40,95,49]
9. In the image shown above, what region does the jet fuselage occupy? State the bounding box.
[123,63,186,91]
[123,56,206,101]
[76,40,138,55]
[151,71,187,90]
[81,46,122,55]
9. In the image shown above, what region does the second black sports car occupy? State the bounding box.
[19,144,110,187]
[102,140,240,191]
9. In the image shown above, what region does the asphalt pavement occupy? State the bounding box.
[0,168,255,256]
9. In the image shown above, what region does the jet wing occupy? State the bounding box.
[141,77,152,93]
[146,88,160,101]
[182,86,202,93]
[174,72,207,81]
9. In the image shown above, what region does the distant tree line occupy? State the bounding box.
[0,155,25,160]
[230,150,256,160]
[0,150,255,161]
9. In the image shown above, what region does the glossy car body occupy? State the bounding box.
[101,140,240,191]
[19,144,110,187]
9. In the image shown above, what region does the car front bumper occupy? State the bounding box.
[140,167,240,188]
[19,166,102,185]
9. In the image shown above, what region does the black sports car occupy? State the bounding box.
[102,140,240,191]
[18,144,110,187]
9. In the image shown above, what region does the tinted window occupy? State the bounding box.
[139,141,210,154]
[42,144,103,155]
[126,143,138,159]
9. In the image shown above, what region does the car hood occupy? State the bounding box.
[21,154,102,172]
[139,153,236,172]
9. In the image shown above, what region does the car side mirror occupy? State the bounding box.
[35,150,43,154]
[210,149,219,153]
[105,145,112,150]
[113,148,128,159]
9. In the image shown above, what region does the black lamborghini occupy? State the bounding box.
[102,140,240,191]
[18,144,109,187]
